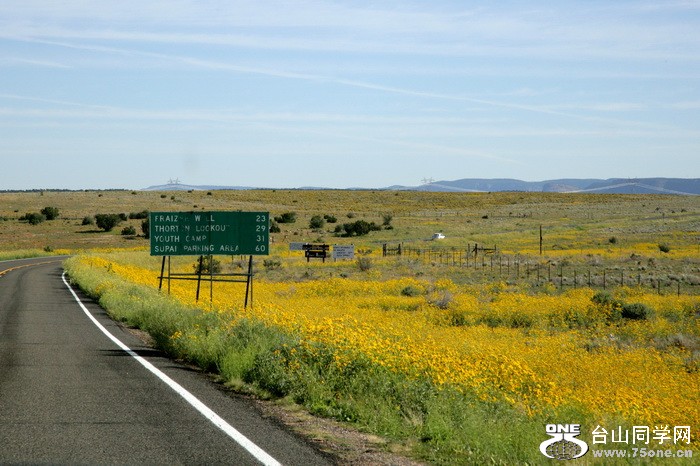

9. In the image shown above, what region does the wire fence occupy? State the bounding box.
[383,243,699,296]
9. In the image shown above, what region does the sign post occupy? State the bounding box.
[150,211,269,308]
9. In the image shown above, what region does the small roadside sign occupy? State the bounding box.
[332,245,355,260]
[302,243,329,262]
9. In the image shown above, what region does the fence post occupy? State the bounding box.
[560,265,564,289]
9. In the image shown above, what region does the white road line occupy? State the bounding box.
[61,272,282,466]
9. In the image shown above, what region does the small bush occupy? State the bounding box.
[341,220,381,237]
[591,291,624,321]
[658,243,671,253]
[269,221,281,233]
[323,214,337,223]
[401,285,423,297]
[263,259,282,270]
[121,225,137,236]
[621,302,654,320]
[480,313,503,328]
[40,206,60,220]
[274,212,297,224]
[193,256,222,274]
[508,312,534,329]
[82,216,95,226]
[592,292,653,321]
[356,257,373,272]
[22,212,46,225]
[309,215,325,230]
[129,210,149,219]
[95,213,123,232]
[591,291,618,307]
[447,309,469,326]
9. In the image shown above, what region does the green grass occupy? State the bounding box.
[0,248,68,261]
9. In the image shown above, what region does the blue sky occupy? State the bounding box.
[0,1,698,190]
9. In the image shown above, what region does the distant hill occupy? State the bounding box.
[143,183,256,191]
[406,178,700,195]
[144,178,700,195]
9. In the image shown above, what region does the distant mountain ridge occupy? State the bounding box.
[144,178,700,195]
[409,178,700,195]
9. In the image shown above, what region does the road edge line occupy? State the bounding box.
[60,271,282,466]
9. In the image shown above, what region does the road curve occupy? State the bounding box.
[0,258,332,465]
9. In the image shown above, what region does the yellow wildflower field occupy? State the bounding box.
[75,251,700,439]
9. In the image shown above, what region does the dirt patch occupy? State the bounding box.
[250,397,424,466]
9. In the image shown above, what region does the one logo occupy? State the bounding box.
[540,424,589,460]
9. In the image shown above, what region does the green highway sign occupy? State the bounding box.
[150,211,269,256]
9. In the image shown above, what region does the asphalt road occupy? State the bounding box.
[0,257,332,465]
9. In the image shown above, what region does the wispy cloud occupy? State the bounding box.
[2,1,699,60]
[0,33,681,136]
[0,56,71,68]
[669,100,700,109]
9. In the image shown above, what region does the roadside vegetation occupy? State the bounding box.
[64,250,699,464]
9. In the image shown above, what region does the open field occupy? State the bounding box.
[2,190,699,294]
[3,190,700,463]
[2,188,699,255]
